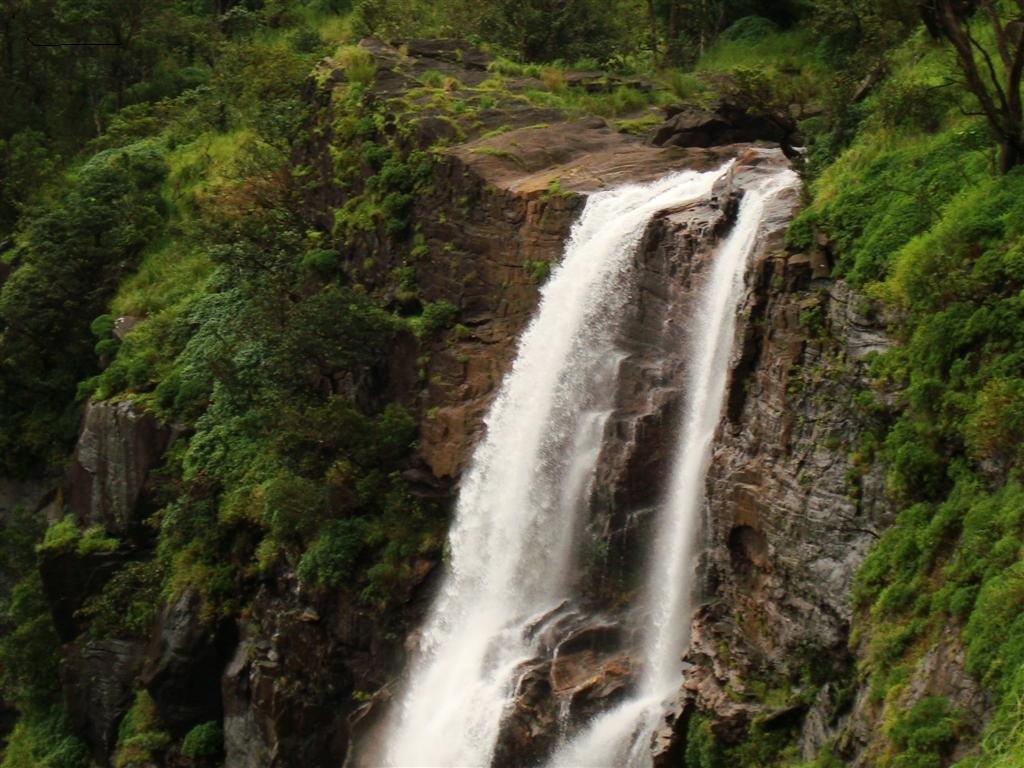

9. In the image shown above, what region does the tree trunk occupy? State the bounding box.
[1000,137,1022,172]
[667,0,681,65]
[646,0,660,67]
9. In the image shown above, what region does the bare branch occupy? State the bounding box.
[940,6,1005,128]
[980,0,1013,67]
[965,21,1011,116]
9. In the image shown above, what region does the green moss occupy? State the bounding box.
[526,260,551,284]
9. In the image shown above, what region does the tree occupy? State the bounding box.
[919,0,1024,173]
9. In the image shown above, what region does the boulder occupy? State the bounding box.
[112,315,142,340]
[69,400,173,535]
[491,608,640,767]
[401,39,490,71]
[651,103,798,152]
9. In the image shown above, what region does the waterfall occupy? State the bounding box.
[547,165,800,768]
[378,167,728,768]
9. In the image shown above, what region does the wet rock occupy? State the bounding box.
[492,608,640,767]
[69,400,172,535]
[651,690,693,768]
[658,177,894,758]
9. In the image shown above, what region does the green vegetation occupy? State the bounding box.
[180,721,222,761]
[112,691,171,768]
[787,5,1024,765]
[0,509,90,766]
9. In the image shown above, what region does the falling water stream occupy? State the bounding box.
[378,158,798,768]
[546,166,800,768]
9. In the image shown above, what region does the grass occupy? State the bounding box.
[334,44,377,85]
[110,129,253,317]
[696,26,820,74]
[164,129,255,216]
[111,239,212,317]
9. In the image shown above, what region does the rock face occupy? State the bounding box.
[33,400,177,763]
[69,400,173,534]
[662,212,898,756]
[40,544,138,642]
[294,38,897,768]
[221,584,362,768]
[62,639,144,760]
[142,591,236,734]
[214,39,784,768]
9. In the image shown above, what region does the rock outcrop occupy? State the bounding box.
[294,39,890,767]
[143,591,236,734]
[651,102,800,155]
[62,639,145,760]
[32,399,178,763]
[69,400,173,535]
[660,202,897,757]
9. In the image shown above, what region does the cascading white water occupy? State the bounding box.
[547,165,800,768]
[379,167,728,768]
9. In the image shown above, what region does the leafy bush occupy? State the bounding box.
[720,15,779,42]
[412,300,458,337]
[0,142,167,474]
[298,518,370,587]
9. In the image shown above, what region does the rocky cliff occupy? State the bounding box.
[4,38,942,768]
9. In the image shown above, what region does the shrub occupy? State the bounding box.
[297,518,370,587]
[181,721,223,760]
[335,45,377,86]
[720,16,779,42]
[412,300,458,336]
[889,697,963,767]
